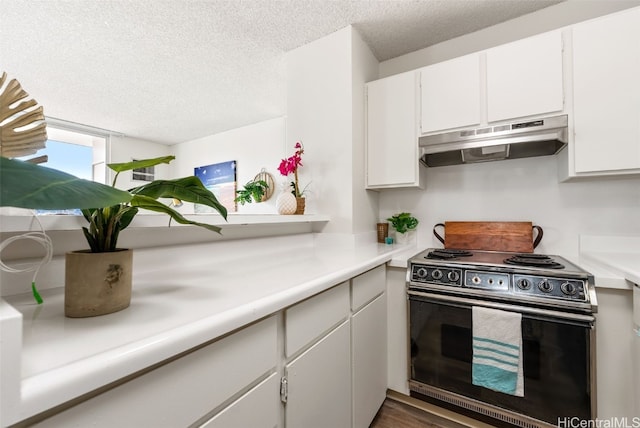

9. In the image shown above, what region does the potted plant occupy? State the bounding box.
[387,212,419,244]
[0,155,227,317]
[234,179,269,205]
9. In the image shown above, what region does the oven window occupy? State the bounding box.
[410,297,592,425]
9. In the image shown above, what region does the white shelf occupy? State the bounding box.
[0,213,330,234]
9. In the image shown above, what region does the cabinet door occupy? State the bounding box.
[420,53,481,133]
[351,264,385,313]
[486,30,564,123]
[366,72,421,188]
[35,316,278,427]
[285,320,351,428]
[572,8,640,173]
[352,294,387,428]
[285,282,349,358]
[200,373,280,428]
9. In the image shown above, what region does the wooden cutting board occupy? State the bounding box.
[433,221,541,253]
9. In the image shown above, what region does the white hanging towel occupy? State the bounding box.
[472,306,524,396]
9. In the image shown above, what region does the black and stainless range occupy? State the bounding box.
[407,248,597,428]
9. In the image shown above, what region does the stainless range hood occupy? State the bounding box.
[419,114,568,167]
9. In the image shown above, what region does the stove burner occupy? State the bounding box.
[426,249,473,260]
[504,254,565,269]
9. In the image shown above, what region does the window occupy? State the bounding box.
[16,119,110,214]
[42,125,108,184]
[132,160,155,182]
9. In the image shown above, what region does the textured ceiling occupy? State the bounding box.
[1,0,562,144]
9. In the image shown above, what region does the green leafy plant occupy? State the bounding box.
[234,179,269,205]
[0,155,227,252]
[386,212,419,234]
[1,156,131,209]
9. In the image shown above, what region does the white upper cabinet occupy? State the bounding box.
[420,53,481,133]
[571,7,640,175]
[365,71,424,189]
[486,30,564,123]
[418,30,564,136]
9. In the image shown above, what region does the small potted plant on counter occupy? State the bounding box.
[387,212,419,244]
[0,155,227,317]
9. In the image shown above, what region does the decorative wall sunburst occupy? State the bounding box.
[0,71,47,161]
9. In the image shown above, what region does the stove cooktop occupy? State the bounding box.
[409,248,597,312]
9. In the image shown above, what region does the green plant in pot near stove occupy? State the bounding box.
[0,155,227,318]
[387,212,419,245]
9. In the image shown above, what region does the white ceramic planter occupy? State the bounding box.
[276,190,297,215]
[395,230,415,245]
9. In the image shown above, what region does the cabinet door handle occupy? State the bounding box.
[280,377,288,403]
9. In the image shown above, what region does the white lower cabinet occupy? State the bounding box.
[285,320,352,428]
[29,265,389,428]
[34,316,278,427]
[282,267,388,428]
[385,267,409,395]
[285,281,350,358]
[352,293,387,428]
[351,264,386,313]
[200,373,280,428]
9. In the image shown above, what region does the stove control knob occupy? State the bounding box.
[561,282,577,295]
[432,269,443,280]
[416,268,428,279]
[447,271,460,282]
[538,279,553,293]
[517,278,531,290]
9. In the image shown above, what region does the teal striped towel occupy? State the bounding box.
[472,306,524,396]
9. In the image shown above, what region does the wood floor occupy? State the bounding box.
[370,399,460,428]
[369,392,495,428]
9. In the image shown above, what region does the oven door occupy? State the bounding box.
[409,290,595,427]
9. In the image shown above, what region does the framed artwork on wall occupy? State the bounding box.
[194,160,237,213]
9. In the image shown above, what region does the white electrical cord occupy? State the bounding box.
[0,213,53,303]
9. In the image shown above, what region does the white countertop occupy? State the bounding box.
[0,234,408,425]
[581,252,640,287]
[579,235,640,289]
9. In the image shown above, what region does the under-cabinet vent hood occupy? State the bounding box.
[419,115,568,167]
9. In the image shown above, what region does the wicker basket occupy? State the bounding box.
[295,197,305,215]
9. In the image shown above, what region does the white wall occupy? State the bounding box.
[286,27,355,233]
[379,0,640,78]
[109,135,172,191]
[351,28,381,236]
[171,117,285,214]
[286,26,380,238]
[379,155,640,259]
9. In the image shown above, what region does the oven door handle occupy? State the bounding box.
[408,289,595,324]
